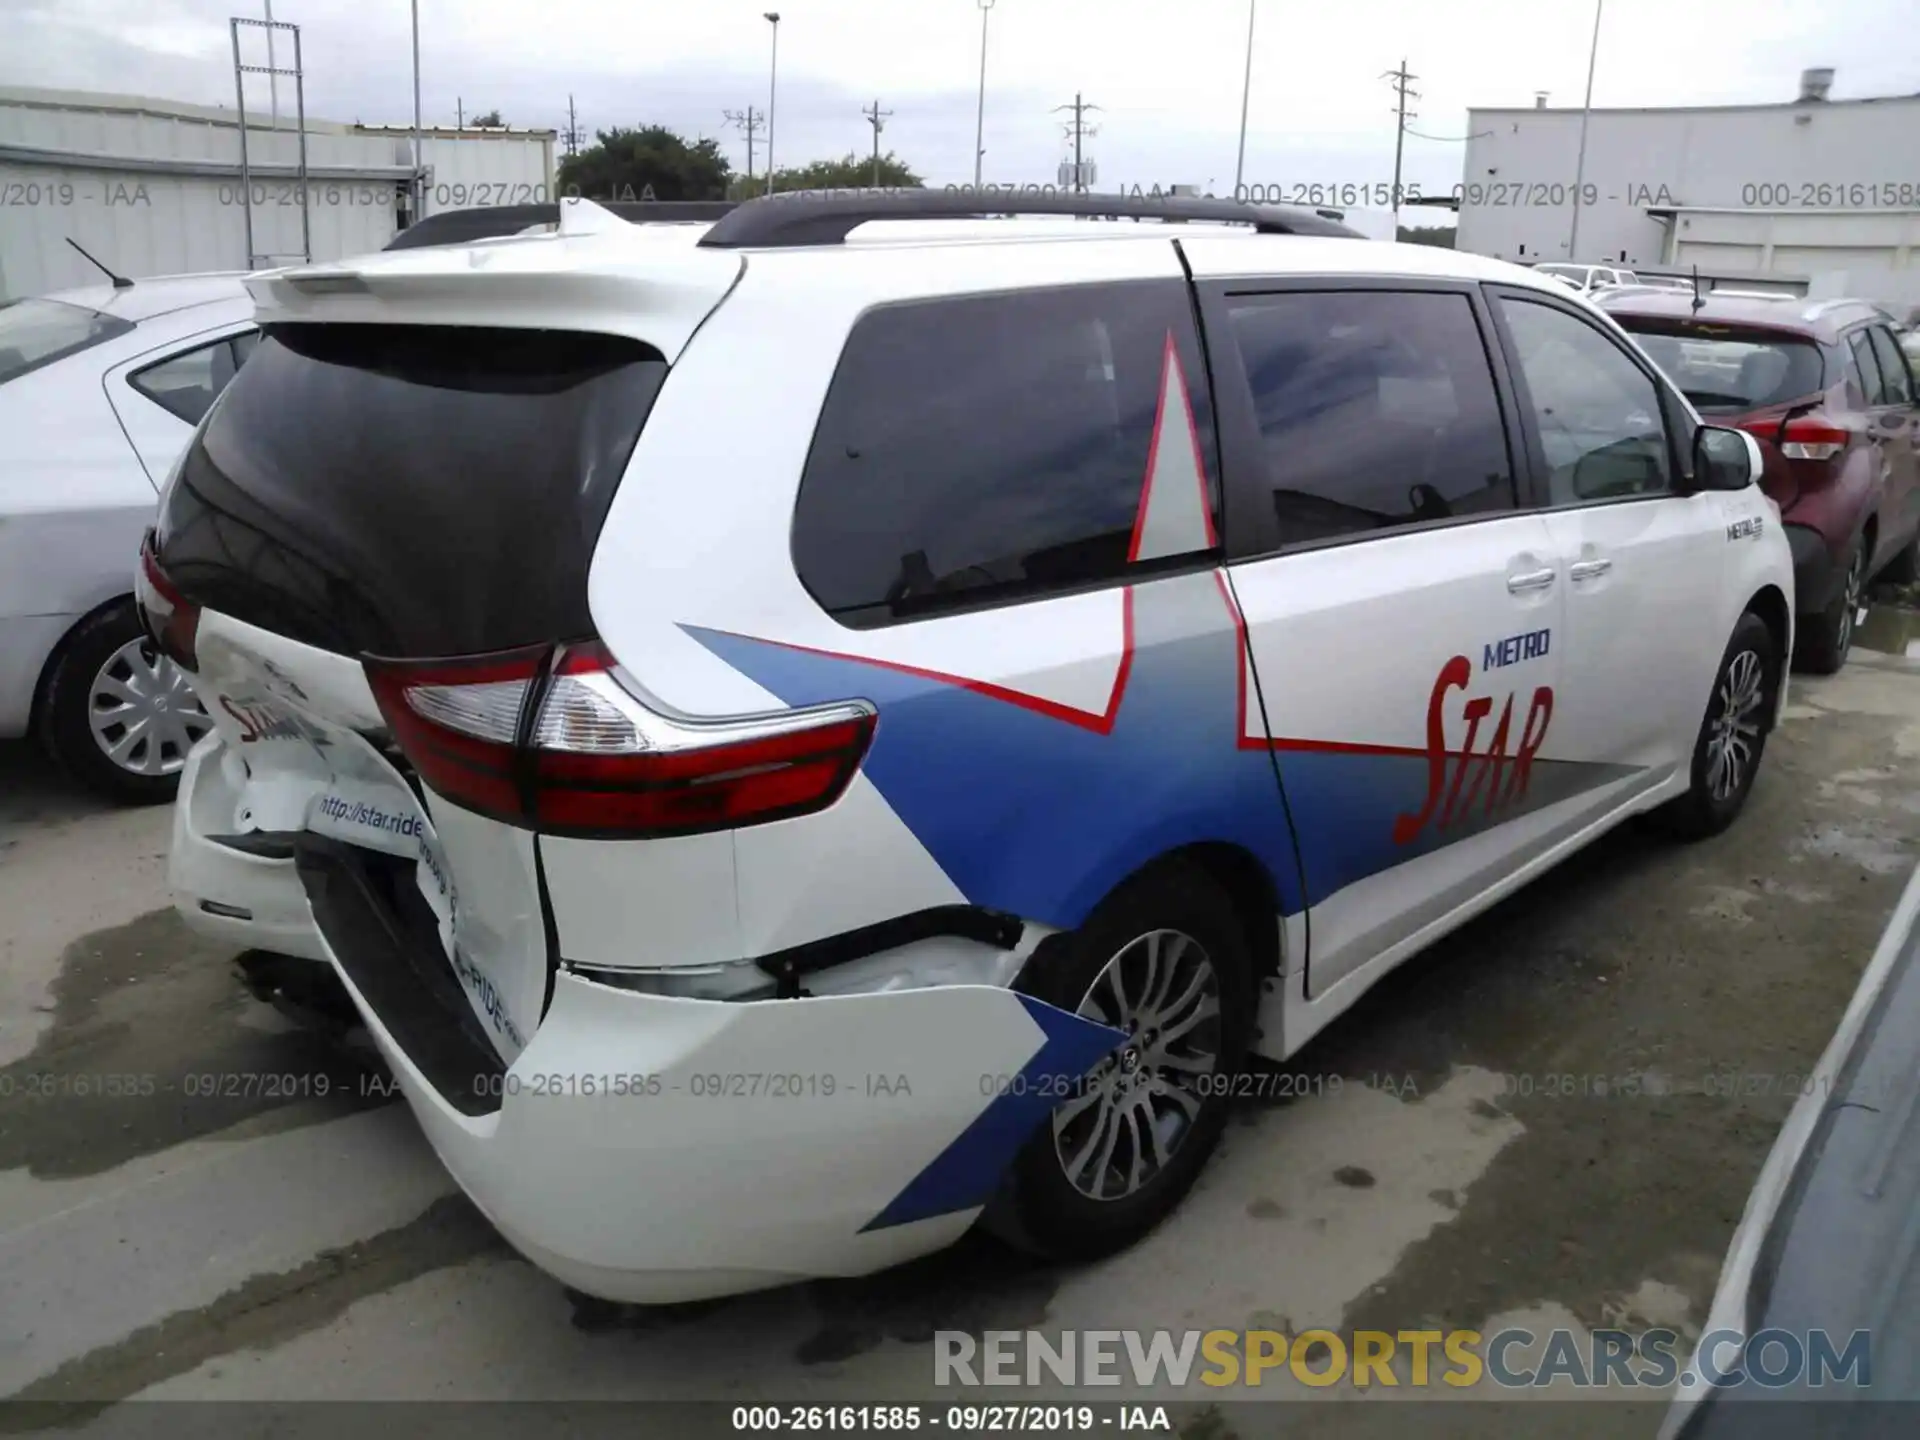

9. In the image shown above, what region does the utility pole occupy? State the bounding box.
[1053,92,1101,193]
[1234,0,1255,196]
[1568,0,1606,260]
[1382,59,1419,236]
[724,106,765,184]
[409,0,423,223]
[456,97,464,130]
[563,94,583,158]
[974,0,997,190]
[764,12,781,196]
[861,98,893,187]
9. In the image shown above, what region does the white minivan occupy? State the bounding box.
[149,192,1793,1303]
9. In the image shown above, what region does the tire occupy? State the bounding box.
[1652,611,1779,841]
[1795,537,1863,675]
[987,862,1253,1261]
[35,600,212,806]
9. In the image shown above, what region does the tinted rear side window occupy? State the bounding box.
[791,280,1219,627]
[1221,289,1515,546]
[156,325,667,657]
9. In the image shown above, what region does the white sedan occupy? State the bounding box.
[0,273,256,802]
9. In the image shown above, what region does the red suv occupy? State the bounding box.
[1598,292,1920,671]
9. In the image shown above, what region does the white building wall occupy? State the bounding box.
[1456,95,1920,285]
[1,88,554,298]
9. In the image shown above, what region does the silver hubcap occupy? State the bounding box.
[1052,928,1221,1202]
[87,638,211,777]
[1837,550,1862,655]
[1705,649,1765,802]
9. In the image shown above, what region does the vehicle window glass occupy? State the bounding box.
[1867,326,1913,406]
[0,297,135,385]
[1848,330,1887,407]
[230,329,260,370]
[1844,345,1872,407]
[131,337,241,425]
[1612,320,1825,413]
[791,280,1219,626]
[1220,290,1514,546]
[1498,296,1671,505]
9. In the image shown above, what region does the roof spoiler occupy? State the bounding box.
[382,199,741,251]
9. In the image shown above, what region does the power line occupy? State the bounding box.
[724,105,765,183]
[1053,91,1101,194]
[1382,59,1420,232]
[861,98,893,187]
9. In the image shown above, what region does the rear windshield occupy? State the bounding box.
[155,324,668,657]
[0,297,135,384]
[1612,319,1826,412]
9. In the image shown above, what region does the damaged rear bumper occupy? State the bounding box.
[297,840,1120,1303]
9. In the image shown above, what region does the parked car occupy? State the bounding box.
[1661,854,1920,1438]
[1535,261,1640,293]
[146,190,1789,1305]
[1598,290,1920,672]
[0,272,256,802]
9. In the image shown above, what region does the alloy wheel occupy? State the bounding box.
[1052,928,1222,1202]
[1705,648,1765,802]
[1837,549,1863,657]
[87,637,211,778]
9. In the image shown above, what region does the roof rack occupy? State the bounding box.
[383,200,738,251]
[696,189,1364,249]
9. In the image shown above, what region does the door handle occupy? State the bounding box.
[1507,567,1557,594]
[1570,558,1613,581]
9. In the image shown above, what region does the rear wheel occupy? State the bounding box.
[1796,538,1863,675]
[1653,611,1778,840]
[990,863,1252,1260]
[36,601,212,805]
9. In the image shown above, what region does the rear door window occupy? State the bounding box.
[790,280,1219,627]
[1848,330,1888,407]
[1868,325,1914,407]
[1212,288,1516,549]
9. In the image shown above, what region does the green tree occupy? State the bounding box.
[741,151,924,196]
[468,109,503,127]
[1397,224,1456,248]
[558,126,733,202]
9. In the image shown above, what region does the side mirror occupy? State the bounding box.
[1692,425,1762,491]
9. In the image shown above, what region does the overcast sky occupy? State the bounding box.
[3,0,1912,217]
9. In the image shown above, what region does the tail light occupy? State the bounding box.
[364,641,876,840]
[1775,417,1849,463]
[134,531,200,670]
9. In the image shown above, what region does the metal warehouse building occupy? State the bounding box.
[1455,70,1920,308]
[0,86,555,299]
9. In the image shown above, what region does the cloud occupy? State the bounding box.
[1,0,1909,201]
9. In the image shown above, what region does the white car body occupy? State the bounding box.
[156,201,1795,1303]
[1,275,255,779]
